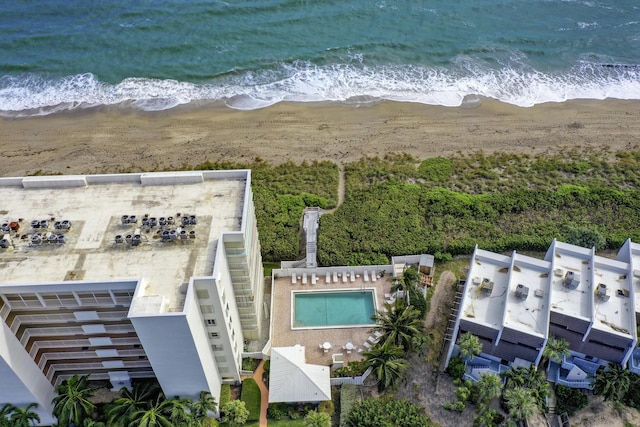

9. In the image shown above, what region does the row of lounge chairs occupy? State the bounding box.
[291,270,379,285]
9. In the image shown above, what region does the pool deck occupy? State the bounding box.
[271,272,394,366]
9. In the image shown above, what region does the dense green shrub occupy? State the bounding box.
[334,360,368,378]
[241,357,259,372]
[555,385,588,416]
[267,402,288,420]
[240,378,261,421]
[345,398,435,427]
[447,356,466,380]
[339,384,357,427]
[318,400,334,415]
[219,384,231,409]
[419,157,454,182]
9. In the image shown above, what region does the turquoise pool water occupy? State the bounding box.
[293,290,376,328]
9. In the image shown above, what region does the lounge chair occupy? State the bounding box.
[292,274,297,284]
[350,271,355,282]
[363,341,372,349]
[371,271,377,282]
[311,273,317,285]
[302,273,307,284]
[364,271,370,282]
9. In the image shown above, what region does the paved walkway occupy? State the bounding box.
[252,359,269,427]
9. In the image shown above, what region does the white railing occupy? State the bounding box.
[330,367,372,386]
[11,310,129,333]
[38,349,146,370]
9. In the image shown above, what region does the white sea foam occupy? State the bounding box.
[1,59,639,116]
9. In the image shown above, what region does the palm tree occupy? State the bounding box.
[475,372,503,404]
[371,303,424,352]
[363,341,409,392]
[0,404,16,427]
[391,266,420,294]
[107,382,161,427]
[304,410,331,427]
[129,394,176,427]
[592,364,633,402]
[9,403,40,427]
[165,396,195,426]
[191,391,217,422]
[542,336,570,367]
[504,388,537,422]
[52,374,97,427]
[502,366,549,409]
[457,332,482,361]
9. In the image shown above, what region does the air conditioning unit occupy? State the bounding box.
[563,271,580,289]
[480,278,494,295]
[596,283,611,301]
[515,284,529,300]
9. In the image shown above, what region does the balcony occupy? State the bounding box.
[547,355,595,390]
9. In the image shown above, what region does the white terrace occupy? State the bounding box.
[502,253,552,338]
[462,249,511,330]
[547,241,593,321]
[591,255,635,338]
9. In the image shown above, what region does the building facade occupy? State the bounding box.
[446,239,638,388]
[0,171,264,423]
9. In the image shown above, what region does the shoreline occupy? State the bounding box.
[1,98,640,176]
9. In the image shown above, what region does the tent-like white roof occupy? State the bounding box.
[268,346,331,403]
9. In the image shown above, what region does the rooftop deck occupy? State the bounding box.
[548,242,593,321]
[271,268,393,366]
[461,249,511,329]
[0,172,246,312]
[503,253,551,338]
[591,255,635,338]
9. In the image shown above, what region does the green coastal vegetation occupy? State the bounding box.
[192,148,640,265]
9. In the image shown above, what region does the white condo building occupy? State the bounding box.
[0,171,264,424]
[446,239,639,389]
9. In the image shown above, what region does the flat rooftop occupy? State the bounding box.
[548,242,593,321]
[0,172,246,312]
[503,253,551,338]
[625,241,640,316]
[591,255,635,338]
[461,249,511,329]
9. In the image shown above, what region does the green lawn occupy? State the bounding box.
[241,378,262,422]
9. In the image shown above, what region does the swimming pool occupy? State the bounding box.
[293,290,376,328]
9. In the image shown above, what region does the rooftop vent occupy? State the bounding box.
[515,284,529,300]
[563,271,580,289]
[480,278,494,295]
[121,215,137,225]
[0,223,9,233]
[617,289,630,297]
[114,235,124,244]
[534,289,545,298]
[596,283,611,301]
[0,235,11,249]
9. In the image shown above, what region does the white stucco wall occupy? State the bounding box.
[129,311,211,399]
[0,323,55,425]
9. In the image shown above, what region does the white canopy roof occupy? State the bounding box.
[268,346,331,403]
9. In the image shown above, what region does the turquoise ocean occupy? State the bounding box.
[1,0,639,117]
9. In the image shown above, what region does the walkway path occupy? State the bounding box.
[321,162,345,215]
[252,359,269,427]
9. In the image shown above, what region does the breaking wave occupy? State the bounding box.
[1,59,639,117]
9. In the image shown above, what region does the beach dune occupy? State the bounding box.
[1,99,640,176]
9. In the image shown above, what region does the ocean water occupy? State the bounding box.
[0,0,639,116]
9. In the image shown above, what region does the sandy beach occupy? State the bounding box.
[1,99,640,177]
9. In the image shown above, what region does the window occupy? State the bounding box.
[206,319,216,326]
[212,344,223,351]
[200,305,213,314]
[209,332,219,339]
[196,289,210,300]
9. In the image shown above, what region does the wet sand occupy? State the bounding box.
[1,99,639,176]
